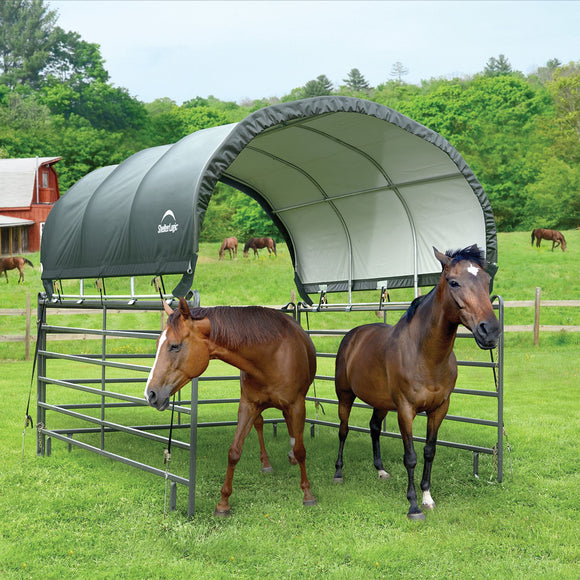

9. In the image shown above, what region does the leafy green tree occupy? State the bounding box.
[43,27,109,84]
[522,158,580,229]
[0,0,57,88]
[343,68,370,91]
[533,58,562,84]
[546,61,580,162]
[483,54,513,77]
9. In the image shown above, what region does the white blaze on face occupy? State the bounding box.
[467,263,479,277]
[145,330,167,399]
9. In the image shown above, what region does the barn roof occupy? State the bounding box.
[0,157,62,208]
[0,214,36,228]
[40,97,497,302]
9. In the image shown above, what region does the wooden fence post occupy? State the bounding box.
[533,287,541,346]
[25,292,31,360]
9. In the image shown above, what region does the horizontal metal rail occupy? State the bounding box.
[40,429,189,486]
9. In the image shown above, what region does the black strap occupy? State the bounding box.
[164,396,176,464]
[24,300,47,430]
[304,310,324,416]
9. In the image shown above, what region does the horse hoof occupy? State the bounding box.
[288,455,298,466]
[378,470,391,480]
[407,511,426,521]
[333,476,344,484]
[213,507,231,518]
[421,502,436,511]
[303,499,317,507]
[262,466,274,473]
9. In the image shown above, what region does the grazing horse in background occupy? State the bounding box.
[218,236,238,260]
[0,256,34,283]
[333,245,500,520]
[243,237,277,258]
[531,228,567,251]
[145,297,317,516]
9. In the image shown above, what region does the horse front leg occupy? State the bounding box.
[370,408,390,480]
[253,413,273,472]
[420,400,450,512]
[285,400,316,506]
[398,408,423,520]
[214,398,260,517]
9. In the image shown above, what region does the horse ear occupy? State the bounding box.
[163,300,174,317]
[433,247,451,268]
[178,296,191,319]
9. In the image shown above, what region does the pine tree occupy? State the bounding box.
[484,54,513,77]
[343,68,370,91]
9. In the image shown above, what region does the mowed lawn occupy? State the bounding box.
[0,230,578,578]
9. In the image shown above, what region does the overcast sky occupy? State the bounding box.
[49,1,579,105]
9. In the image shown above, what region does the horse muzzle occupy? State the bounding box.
[146,389,170,412]
[472,319,501,350]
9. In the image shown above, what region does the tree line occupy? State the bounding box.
[1,0,578,239]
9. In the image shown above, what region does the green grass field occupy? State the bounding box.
[0,231,579,578]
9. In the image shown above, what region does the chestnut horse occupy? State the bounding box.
[218,236,238,260]
[243,237,277,257]
[333,246,500,520]
[531,228,566,251]
[145,298,317,516]
[0,256,34,283]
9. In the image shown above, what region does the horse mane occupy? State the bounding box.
[169,305,291,350]
[446,245,485,268]
[404,288,434,323]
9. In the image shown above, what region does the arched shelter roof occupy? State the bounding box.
[40,96,497,302]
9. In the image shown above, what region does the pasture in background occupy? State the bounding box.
[0,230,578,577]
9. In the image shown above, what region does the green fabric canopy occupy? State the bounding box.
[41,96,497,302]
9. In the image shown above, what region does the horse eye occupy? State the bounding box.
[449,280,460,288]
[169,343,182,353]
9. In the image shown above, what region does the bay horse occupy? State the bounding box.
[243,237,277,257]
[333,245,500,520]
[218,236,238,260]
[0,256,34,283]
[531,228,566,251]
[145,297,317,516]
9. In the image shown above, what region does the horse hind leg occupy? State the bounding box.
[333,389,356,483]
[285,400,316,506]
[253,414,273,472]
[282,411,298,465]
[370,408,390,479]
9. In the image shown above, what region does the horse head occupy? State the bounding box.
[145,297,211,411]
[434,245,500,350]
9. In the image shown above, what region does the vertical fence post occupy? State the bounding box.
[533,287,541,346]
[25,292,31,360]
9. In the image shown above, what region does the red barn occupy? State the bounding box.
[0,157,62,255]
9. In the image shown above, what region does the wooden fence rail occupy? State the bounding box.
[1,290,579,359]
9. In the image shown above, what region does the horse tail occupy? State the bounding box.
[531,230,535,246]
[24,258,34,267]
[272,239,277,254]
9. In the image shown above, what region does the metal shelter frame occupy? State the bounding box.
[36,289,504,517]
